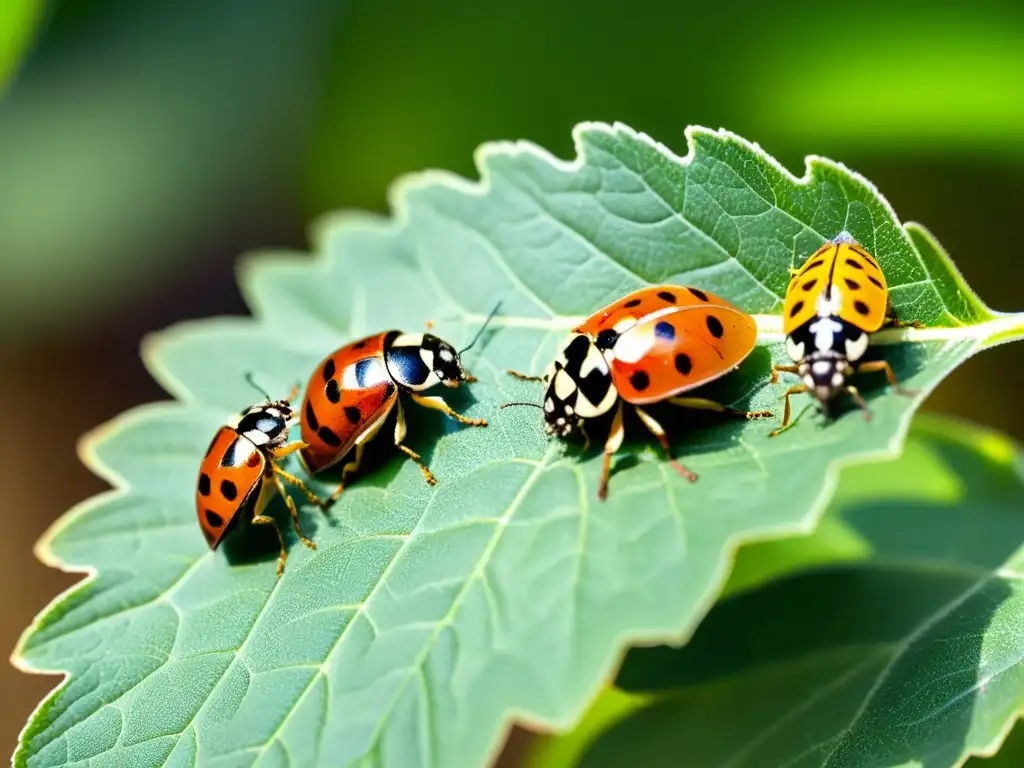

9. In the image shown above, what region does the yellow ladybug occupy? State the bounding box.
[769,231,916,436]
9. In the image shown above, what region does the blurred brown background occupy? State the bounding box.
[1,0,1021,759]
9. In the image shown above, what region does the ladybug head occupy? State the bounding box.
[237,400,294,448]
[541,367,584,438]
[424,335,469,388]
[801,352,849,408]
[499,366,582,439]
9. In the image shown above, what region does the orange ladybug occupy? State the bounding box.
[197,377,322,576]
[299,310,498,503]
[505,286,770,499]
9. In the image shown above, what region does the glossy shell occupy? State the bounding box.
[784,241,889,335]
[196,426,266,548]
[574,285,759,405]
[299,332,399,473]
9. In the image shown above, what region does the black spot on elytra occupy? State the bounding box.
[688,287,709,302]
[802,279,818,292]
[868,275,883,289]
[789,300,805,318]
[675,353,692,375]
[345,406,362,424]
[849,245,878,266]
[854,300,871,316]
[657,290,677,304]
[845,258,864,270]
[803,258,825,273]
[325,379,341,404]
[198,473,211,496]
[654,321,675,341]
[322,359,336,382]
[220,480,238,501]
[318,426,342,447]
[305,399,320,431]
[205,509,224,528]
[706,315,724,338]
[844,278,861,290]
[630,371,650,391]
[623,298,642,308]
[247,452,262,468]
[353,340,367,350]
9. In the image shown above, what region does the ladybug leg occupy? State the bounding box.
[271,473,318,552]
[324,444,367,506]
[634,406,698,484]
[768,384,808,437]
[409,392,488,427]
[668,397,772,420]
[598,402,625,500]
[273,465,326,510]
[844,385,871,421]
[884,302,924,329]
[271,440,309,460]
[394,399,437,486]
[579,420,591,453]
[854,360,918,397]
[251,513,289,577]
[770,364,799,385]
[506,370,545,382]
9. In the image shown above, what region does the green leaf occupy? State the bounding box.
[578,415,1024,768]
[14,123,1024,767]
[0,0,43,91]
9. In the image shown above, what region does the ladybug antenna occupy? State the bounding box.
[499,402,544,410]
[244,371,273,402]
[459,301,503,355]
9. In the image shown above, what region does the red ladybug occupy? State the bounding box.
[298,310,499,502]
[196,378,323,576]
[506,286,770,499]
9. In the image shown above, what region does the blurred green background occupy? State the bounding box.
[1,0,1021,760]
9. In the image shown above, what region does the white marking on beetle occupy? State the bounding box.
[845,332,869,362]
[579,343,610,377]
[785,335,805,362]
[392,332,424,348]
[816,285,843,317]
[613,325,655,364]
[554,370,577,400]
[809,316,844,352]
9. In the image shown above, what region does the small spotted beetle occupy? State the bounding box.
[770,232,918,436]
[299,307,500,503]
[196,378,322,576]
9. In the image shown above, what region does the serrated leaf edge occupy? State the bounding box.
[14,122,1024,767]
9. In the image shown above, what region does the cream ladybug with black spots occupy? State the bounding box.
[507,285,769,499]
[196,382,323,576]
[770,231,917,436]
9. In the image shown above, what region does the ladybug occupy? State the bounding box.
[196,377,323,576]
[770,231,917,436]
[298,308,499,503]
[504,285,770,499]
